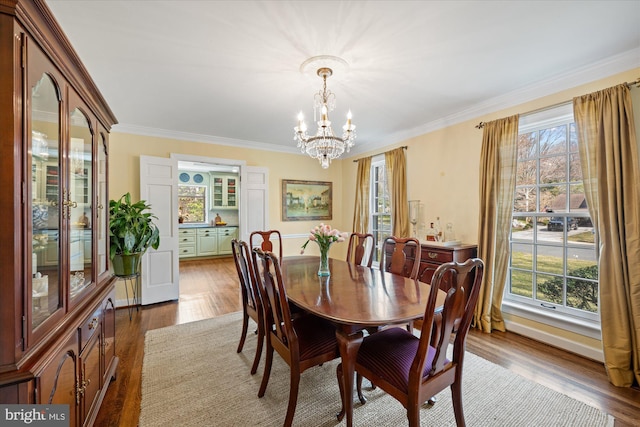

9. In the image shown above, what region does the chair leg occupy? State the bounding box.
[250,325,264,375]
[283,368,301,427]
[336,363,345,421]
[356,373,367,404]
[451,380,466,427]
[258,341,273,398]
[236,310,249,353]
[407,402,421,427]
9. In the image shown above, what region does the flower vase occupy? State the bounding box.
[318,245,330,276]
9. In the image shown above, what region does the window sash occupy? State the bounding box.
[505,106,599,326]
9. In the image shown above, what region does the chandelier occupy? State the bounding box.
[294,67,356,169]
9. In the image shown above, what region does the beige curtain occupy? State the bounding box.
[385,147,410,237]
[352,157,371,233]
[573,84,640,387]
[475,115,519,333]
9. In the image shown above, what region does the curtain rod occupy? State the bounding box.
[352,146,407,162]
[475,76,640,129]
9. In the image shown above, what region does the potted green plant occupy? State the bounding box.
[109,192,160,277]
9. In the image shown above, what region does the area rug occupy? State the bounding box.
[139,311,614,426]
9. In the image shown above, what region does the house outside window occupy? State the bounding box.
[178,185,207,224]
[370,155,391,264]
[504,103,599,333]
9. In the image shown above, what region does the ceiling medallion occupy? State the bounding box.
[294,56,356,169]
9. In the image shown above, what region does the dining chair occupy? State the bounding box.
[250,230,283,263]
[252,248,340,427]
[380,236,422,280]
[380,236,422,331]
[346,232,375,267]
[231,239,265,375]
[339,258,484,427]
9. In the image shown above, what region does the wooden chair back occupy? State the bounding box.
[346,232,375,267]
[231,239,260,314]
[416,258,484,384]
[230,239,264,374]
[250,230,283,263]
[251,248,292,347]
[380,236,422,280]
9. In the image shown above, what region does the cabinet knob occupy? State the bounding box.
[428,252,438,259]
[88,317,99,330]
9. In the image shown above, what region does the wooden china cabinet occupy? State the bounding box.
[0,1,118,426]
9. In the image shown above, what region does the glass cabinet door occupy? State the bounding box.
[97,133,108,277]
[68,108,93,299]
[30,73,61,330]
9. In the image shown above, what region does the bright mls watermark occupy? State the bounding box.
[0,405,68,426]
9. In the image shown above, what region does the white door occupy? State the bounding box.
[242,166,269,241]
[139,155,179,304]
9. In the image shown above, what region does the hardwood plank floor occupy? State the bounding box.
[94,257,640,426]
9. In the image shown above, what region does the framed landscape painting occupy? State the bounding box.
[282,179,332,221]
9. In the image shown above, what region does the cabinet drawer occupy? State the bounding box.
[216,227,236,236]
[79,307,101,351]
[178,229,195,236]
[197,227,216,236]
[421,248,453,263]
[179,235,196,244]
[179,246,196,257]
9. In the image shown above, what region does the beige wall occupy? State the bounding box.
[109,133,348,258]
[109,67,639,359]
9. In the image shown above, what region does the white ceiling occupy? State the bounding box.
[45,1,640,157]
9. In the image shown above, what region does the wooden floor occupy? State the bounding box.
[94,257,640,426]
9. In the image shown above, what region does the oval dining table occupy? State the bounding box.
[281,256,446,427]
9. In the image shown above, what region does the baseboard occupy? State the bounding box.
[115,297,136,308]
[504,319,604,363]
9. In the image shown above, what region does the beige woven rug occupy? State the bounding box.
[139,311,614,426]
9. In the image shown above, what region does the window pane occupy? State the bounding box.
[510,270,532,298]
[569,153,582,181]
[540,185,565,213]
[178,185,206,223]
[566,278,598,312]
[516,159,537,185]
[567,247,597,274]
[540,155,566,184]
[514,186,537,213]
[536,273,563,305]
[511,243,532,269]
[568,184,586,211]
[511,220,533,242]
[539,126,566,156]
[535,245,563,275]
[517,132,537,160]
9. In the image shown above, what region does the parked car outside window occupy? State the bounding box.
[547,216,578,231]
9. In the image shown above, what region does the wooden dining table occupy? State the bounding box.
[281,256,446,427]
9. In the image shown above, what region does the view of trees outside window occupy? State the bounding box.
[178,185,207,224]
[370,157,391,263]
[508,112,599,321]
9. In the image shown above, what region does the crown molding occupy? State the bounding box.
[111,124,301,155]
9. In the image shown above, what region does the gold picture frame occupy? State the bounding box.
[282,179,332,221]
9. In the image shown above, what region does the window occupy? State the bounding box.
[178,185,207,224]
[505,103,599,328]
[370,155,391,263]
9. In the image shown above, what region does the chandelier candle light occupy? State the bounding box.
[294,65,356,169]
[300,223,349,276]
